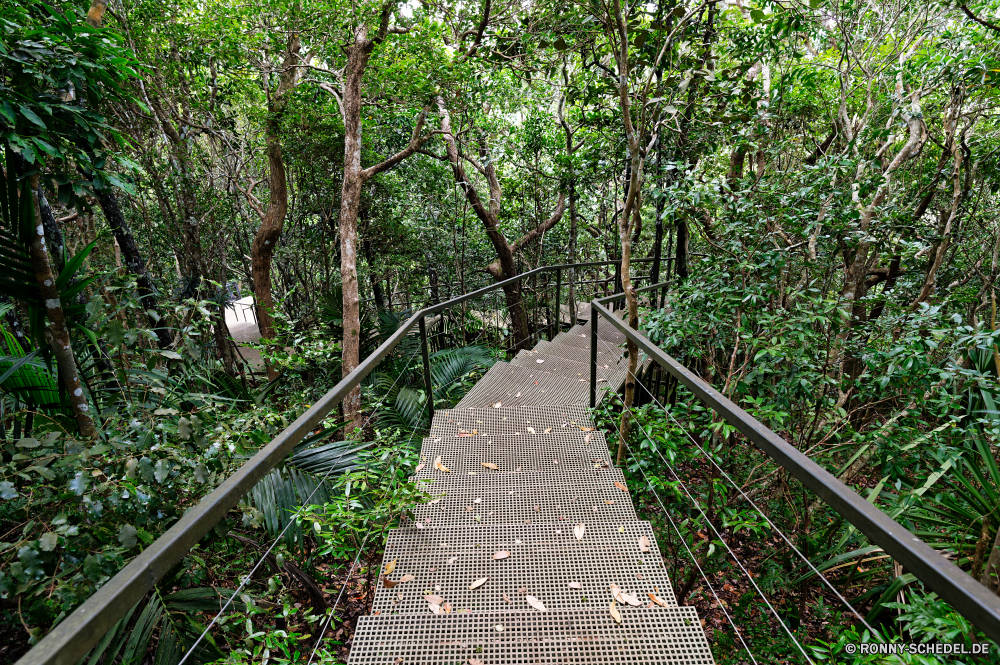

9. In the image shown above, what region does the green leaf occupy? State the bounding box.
[0,481,18,500]
[154,459,170,484]
[18,105,46,129]
[118,524,137,549]
[749,8,765,22]
[38,532,57,552]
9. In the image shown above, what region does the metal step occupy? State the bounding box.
[410,466,623,495]
[430,405,595,438]
[348,607,714,664]
[456,364,593,408]
[407,478,638,526]
[414,431,612,476]
[531,339,625,368]
[510,350,626,388]
[372,522,676,615]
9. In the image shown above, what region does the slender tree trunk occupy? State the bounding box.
[567,179,578,324]
[252,34,300,380]
[27,178,96,437]
[93,189,172,349]
[362,240,387,310]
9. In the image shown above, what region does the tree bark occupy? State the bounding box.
[93,188,172,349]
[251,33,300,380]
[336,7,432,429]
[28,177,96,437]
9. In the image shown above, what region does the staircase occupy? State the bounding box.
[347,319,716,663]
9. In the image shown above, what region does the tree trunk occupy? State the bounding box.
[339,35,371,433]
[362,240,387,310]
[28,178,96,437]
[93,188,172,349]
[567,179,578,324]
[251,34,300,380]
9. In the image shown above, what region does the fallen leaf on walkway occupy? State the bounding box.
[604,500,614,505]
[415,463,426,472]
[580,426,596,432]
[526,595,547,611]
[648,592,667,607]
[544,427,552,433]
[400,574,415,583]
[424,594,445,605]
[494,550,510,559]
[470,577,488,590]
[503,593,512,603]
[397,592,403,600]
[515,392,521,397]
[434,456,451,472]
[493,402,502,408]
[466,506,473,512]
[395,658,404,664]
[482,462,498,470]
[636,573,644,580]
[443,602,452,613]
[416,523,425,529]
[574,524,585,540]
[553,459,559,465]
[569,582,582,589]
[610,601,622,624]
[639,536,650,552]
[496,625,504,632]
[475,514,482,522]
[457,430,474,437]
[518,586,527,593]
[385,559,398,575]
[527,427,536,434]
[469,659,484,665]
[533,505,540,512]
[622,592,642,606]
[584,433,592,443]
[615,481,629,492]
[429,602,441,614]
[515,539,523,544]
[382,576,400,588]
[593,505,599,511]
[447,557,458,564]
[474,498,482,504]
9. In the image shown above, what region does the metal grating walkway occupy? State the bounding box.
[348,319,714,663]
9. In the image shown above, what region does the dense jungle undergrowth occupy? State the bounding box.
[3,0,1000,661]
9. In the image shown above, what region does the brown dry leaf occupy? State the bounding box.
[574,524,585,540]
[494,550,510,560]
[580,426,596,432]
[518,586,528,594]
[527,427,536,434]
[648,592,667,607]
[723,583,735,592]
[457,431,474,437]
[428,602,441,615]
[493,401,502,408]
[469,577,488,590]
[503,593,512,603]
[610,584,625,603]
[415,462,426,472]
[639,536,651,553]
[382,576,399,588]
[424,594,445,605]
[434,456,451,473]
[604,500,614,505]
[443,602,452,614]
[609,601,622,624]
[569,582,583,589]
[385,559,398,575]
[395,657,404,664]
[525,595,547,611]
[584,433,592,443]
[399,574,416,583]
[469,660,484,665]
[482,462,499,470]
[614,481,629,493]
[544,427,552,433]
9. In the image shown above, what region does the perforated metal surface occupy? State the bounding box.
[430,405,595,438]
[384,521,658,557]
[407,483,638,526]
[457,364,592,408]
[414,432,611,476]
[410,466,624,494]
[348,607,714,664]
[510,350,627,390]
[531,339,624,367]
[372,529,676,614]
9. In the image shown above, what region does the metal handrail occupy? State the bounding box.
[18,259,636,665]
[588,286,1000,643]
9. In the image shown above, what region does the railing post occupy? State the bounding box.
[419,316,434,422]
[590,307,598,408]
[552,268,561,341]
